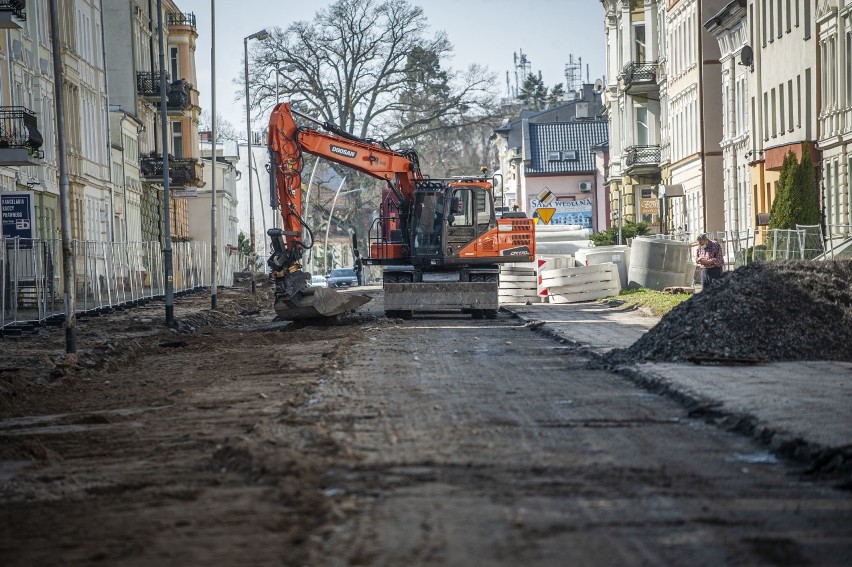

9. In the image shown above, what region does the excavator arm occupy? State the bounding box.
[264,102,421,319]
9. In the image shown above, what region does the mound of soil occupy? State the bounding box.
[611,260,852,364]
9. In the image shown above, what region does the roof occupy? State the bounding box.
[525,119,608,175]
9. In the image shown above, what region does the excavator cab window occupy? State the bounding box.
[475,188,495,235]
[446,186,495,252]
[411,191,444,258]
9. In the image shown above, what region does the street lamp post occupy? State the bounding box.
[244,28,269,295]
[210,0,218,309]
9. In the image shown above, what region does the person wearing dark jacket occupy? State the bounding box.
[353,257,363,286]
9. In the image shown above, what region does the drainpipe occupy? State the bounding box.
[101,17,115,242]
[119,114,130,243]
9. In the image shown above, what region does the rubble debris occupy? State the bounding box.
[610,261,852,364]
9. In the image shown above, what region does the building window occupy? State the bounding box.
[170,47,179,79]
[788,80,794,132]
[548,151,561,161]
[779,83,785,133]
[763,92,769,140]
[797,75,802,127]
[786,0,791,32]
[847,33,852,103]
[562,150,578,161]
[804,0,810,40]
[769,0,774,42]
[771,89,777,137]
[172,121,183,159]
[634,24,646,63]
[834,159,840,226]
[636,104,649,146]
[777,0,783,38]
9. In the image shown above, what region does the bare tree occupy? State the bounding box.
[244,0,498,147]
[199,110,240,142]
[242,0,501,259]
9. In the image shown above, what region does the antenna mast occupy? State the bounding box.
[564,53,583,93]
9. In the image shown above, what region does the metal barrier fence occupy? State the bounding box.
[716,225,851,266]
[2,238,247,329]
[640,225,851,284]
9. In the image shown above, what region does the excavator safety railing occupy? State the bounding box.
[367,214,405,264]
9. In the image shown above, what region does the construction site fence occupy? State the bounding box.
[1,238,250,329]
[654,224,852,269]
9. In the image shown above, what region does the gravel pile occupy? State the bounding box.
[610,260,852,364]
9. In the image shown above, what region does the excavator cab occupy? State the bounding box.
[408,180,496,264]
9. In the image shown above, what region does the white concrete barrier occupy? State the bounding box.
[540,262,620,304]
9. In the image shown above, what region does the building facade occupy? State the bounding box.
[601,0,664,235]
[103,0,202,245]
[705,0,752,239]
[817,0,852,237]
[0,2,56,241]
[664,0,725,238]
[490,85,606,219]
[747,0,819,238]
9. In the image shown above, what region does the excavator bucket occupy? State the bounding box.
[274,286,371,321]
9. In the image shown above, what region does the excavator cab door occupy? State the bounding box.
[446,185,496,256]
[410,189,446,261]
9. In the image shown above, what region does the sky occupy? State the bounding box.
[177,0,607,132]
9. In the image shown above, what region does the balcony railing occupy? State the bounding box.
[140,153,165,180]
[624,145,661,169]
[0,106,43,159]
[140,154,201,187]
[167,80,193,112]
[621,61,658,93]
[167,11,196,28]
[170,158,201,187]
[136,71,171,99]
[0,0,25,20]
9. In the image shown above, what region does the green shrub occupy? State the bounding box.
[589,220,650,246]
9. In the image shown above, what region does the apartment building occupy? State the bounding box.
[705,0,752,238]
[103,0,201,245]
[600,0,664,234]
[747,0,818,234]
[816,1,852,236]
[664,0,725,238]
[490,86,606,215]
[0,2,55,241]
[188,135,241,255]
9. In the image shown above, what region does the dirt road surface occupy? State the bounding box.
[1,284,850,566]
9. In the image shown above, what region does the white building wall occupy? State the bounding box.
[236,139,274,259]
[752,0,818,151]
[818,1,852,236]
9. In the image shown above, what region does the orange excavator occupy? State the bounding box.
[265,102,535,320]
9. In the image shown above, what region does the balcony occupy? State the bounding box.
[0,106,43,165]
[141,154,203,188]
[623,145,661,176]
[136,70,171,100]
[170,158,203,187]
[621,61,658,96]
[167,80,194,114]
[0,0,25,29]
[167,11,196,28]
